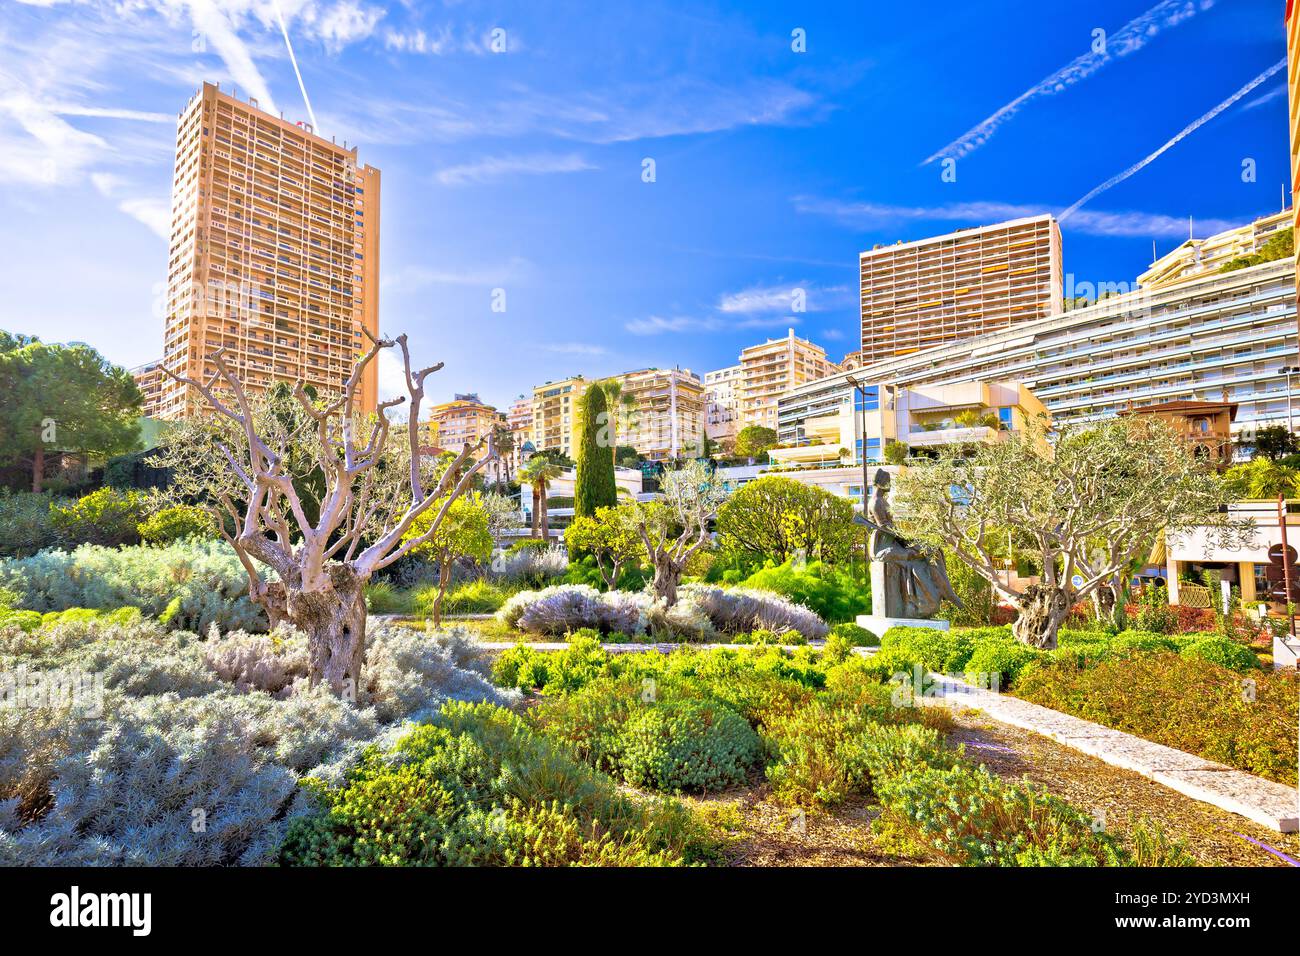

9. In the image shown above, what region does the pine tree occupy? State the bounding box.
[574,384,617,517]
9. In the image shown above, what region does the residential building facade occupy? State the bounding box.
[703,364,742,443]
[618,367,705,461]
[131,361,166,419]
[737,329,840,433]
[532,376,587,458]
[424,393,500,455]
[833,213,1296,440]
[859,214,1062,365]
[156,82,380,420]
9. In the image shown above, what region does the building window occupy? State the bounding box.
[855,438,881,463]
[998,406,1013,428]
[854,386,879,413]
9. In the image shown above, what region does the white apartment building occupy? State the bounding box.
[703,364,742,442]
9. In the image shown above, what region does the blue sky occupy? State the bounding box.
[0,0,1288,410]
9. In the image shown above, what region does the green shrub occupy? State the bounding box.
[491,635,612,695]
[740,559,869,623]
[442,580,508,615]
[48,487,146,548]
[137,505,216,545]
[279,701,713,866]
[878,626,980,673]
[364,581,412,615]
[964,639,1042,688]
[1111,630,1183,654]
[1179,637,1260,671]
[1015,653,1296,785]
[0,490,65,558]
[829,621,878,647]
[618,698,761,793]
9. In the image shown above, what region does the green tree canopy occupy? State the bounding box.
[574,383,616,517]
[1223,457,1298,499]
[401,492,493,626]
[715,475,857,565]
[734,425,778,460]
[0,331,142,491]
[564,504,643,588]
[1247,424,1298,461]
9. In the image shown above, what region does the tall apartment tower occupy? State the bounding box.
[1288,0,1300,332]
[859,214,1062,365]
[156,82,381,420]
[737,329,840,432]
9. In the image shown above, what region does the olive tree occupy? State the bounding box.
[155,334,495,695]
[638,460,727,605]
[894,416,1250,649]
[565,505,643,589]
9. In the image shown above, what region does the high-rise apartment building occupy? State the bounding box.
[156,82,380,420]
[737,329,840,432]
[859,214,1062,364]
[618,367,705,461]
[703,365,742,442]
[532,376,587,458]
[784,212,1295,443]
[424,393,501,455]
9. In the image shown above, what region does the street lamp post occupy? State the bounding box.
[845,374,871,585]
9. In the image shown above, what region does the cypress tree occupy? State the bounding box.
[574,384,617,517]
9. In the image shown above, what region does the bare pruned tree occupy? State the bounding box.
[157,332,495,695]
[638,460,727,605]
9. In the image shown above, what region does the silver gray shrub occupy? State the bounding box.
[0,617,516,865]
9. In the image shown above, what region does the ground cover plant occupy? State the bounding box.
[494,641,1197,866]
[0,615,517,865]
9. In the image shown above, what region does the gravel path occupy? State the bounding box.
[946,709,1300,867]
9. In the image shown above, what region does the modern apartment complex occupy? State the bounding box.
[532,376,587,457]
[423,393,501,455]
[859,214,1062,365]
[771,378,1046,501]
[802,212,1297,440]
[130,361,166,419]
[1137,210,1291,287]
[736,329,840,432]
[155,82,380,420]
[618,367,705,461]
[505,394,534,472]
[1289,0,1300,316]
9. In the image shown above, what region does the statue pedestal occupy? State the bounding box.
[855,615,950,640]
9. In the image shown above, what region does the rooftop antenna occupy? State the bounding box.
[1151,239,1157,264]
[1188,215,1194,242]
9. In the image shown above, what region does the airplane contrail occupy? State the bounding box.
[271,0,318,131]
[1060,58,1286,223]
[923,0,1213,166]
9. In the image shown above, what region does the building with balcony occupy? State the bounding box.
[131,361,166,419]
[703,364,742,443]
[1119,399,1237,469]
[833,212,1297,440]
[423,393,501,457]
[155,82,380,420]
[737,329,840,432]
[618,367,705,461]
[1288,0,1300,318]
[532,376,587,458]
[859,214,1062,365]
[769,378,1046,500]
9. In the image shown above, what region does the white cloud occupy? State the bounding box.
[793,196,1244,240]
[625,314,798,336]
[924,0,1214,164]
[717,281,851,314]
[1243,83,1287,110]
[118,196,172,238]
[434,152,595,186]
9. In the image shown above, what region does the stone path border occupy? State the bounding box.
[920,673,1299,834]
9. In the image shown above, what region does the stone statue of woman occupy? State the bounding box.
[854,468,960,619]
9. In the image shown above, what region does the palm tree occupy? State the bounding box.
[492,423,516,487]
[522,456,564,540]
[595,377,637,452]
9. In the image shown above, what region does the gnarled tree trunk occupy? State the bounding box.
[1012,583,1070,649]
[649,552,683,606]
[290,566,369,696]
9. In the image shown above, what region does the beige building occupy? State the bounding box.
[424,393,500,455]
[131,361,166,419]
[532,376,587,458]
[770,378,1047,489]
[859,214,1062,365]
[505,394,533,473]
[1289,0,1300,321]
[618,367,705,461]
[703,364,742,442]
[737,329,840,433]
[1139,210,1291,289]
[156,82,381,420]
